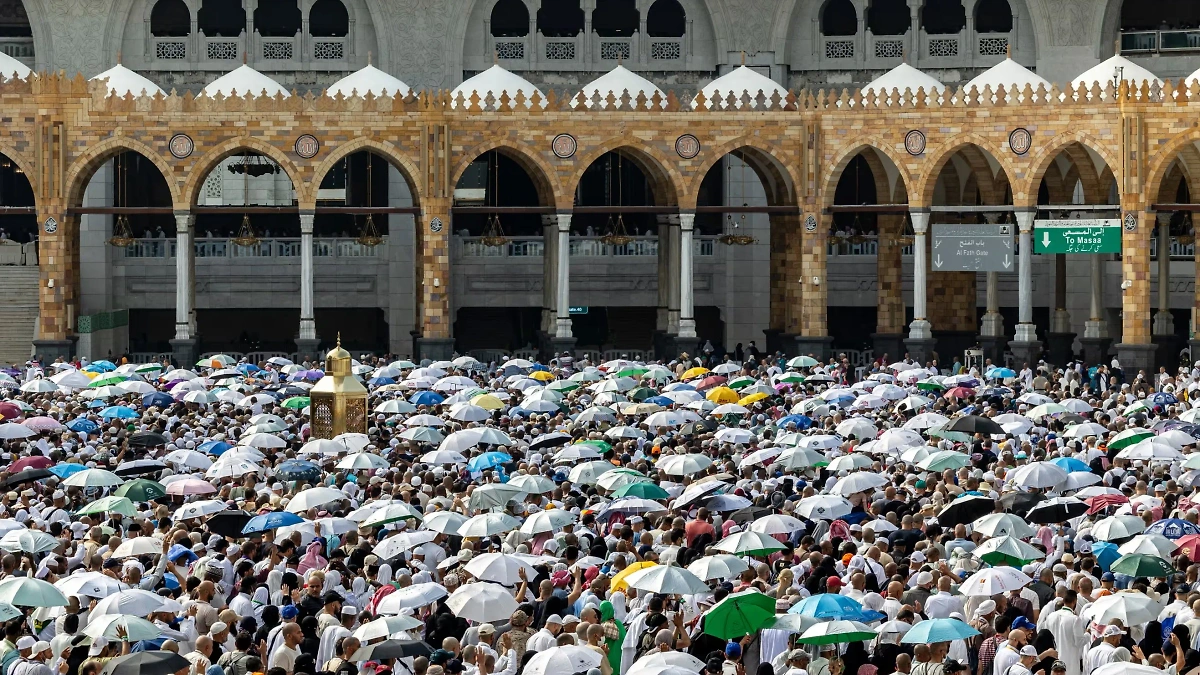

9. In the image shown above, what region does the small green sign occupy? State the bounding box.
[568,306,588,315]
[1033,219,1122,254]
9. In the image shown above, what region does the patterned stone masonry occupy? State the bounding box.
[6,73,1200,347]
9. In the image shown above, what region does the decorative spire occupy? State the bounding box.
[242,51,248,65]
[1006,43,1011,59]
[337,332,342,348]
[740,51,746,66]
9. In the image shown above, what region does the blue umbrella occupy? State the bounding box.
[242,511,304,534]
[100,406,138,420]
[48,464,86,479]
[368,377,397,386]
[142,392,174,408]
[644,396,673,406]
[276,459,321,482]
[410,391,445,406]
[986,367,1016,379]
[1147,518,1200,540]
[1149,392,1178,406]
[900,618,981,644]
[789,593,884,622]
[236,364,261,375]
[66,418,99,434]
[977,387,1013,398]
[824,392,855,405]
[1092,541,1120,571]
[92,360,117,371]
[467,451,512,473]
[530,364,550,372]
[1049,457,1090,473]
[777,414,813,430]
[87,399,106,408]
[198,440,231,456]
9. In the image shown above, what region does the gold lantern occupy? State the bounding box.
[308,334,368,439]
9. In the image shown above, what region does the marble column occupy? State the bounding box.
[676,213,699,357]
[1081,253,1111,364]
[550,213,576,356]
[169,211,197,366]
[1010,210,1042,365]
[1153,215,1179,368]
[296,212,319,359]
[1046,252,1076,366]
[904,209,935,363]
[541,215,557,335]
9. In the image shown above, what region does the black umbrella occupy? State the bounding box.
[114,460,168,477]
[2,468,51,488]
[351,640,435,661]
[128,431,169,448]
[680,419,718,435]
[945,415,1005,436]
[101,651,190,675]
[205,510,254,538]
[529,432,572,451]
[998,491,1044,514]
[1026,497,1088,524]
[728,505,773,524]
[936,495,996,528]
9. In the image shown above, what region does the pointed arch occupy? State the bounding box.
[308,137,422,208]
[821,136,913,209]
[685,135,800,207]
[66,135,181,210]
[1019,130,1120,207]
[183,136,304,208]
[568,137,686,208]
[915,132,1013,207]
[450,139,560,209]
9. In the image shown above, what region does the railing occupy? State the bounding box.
[153,37,187,61]
[1150,236,1197,259]
[830,348,874,368]
[870,35,905,59]
[456,236,715,258]
[822,36,855,60]
[977,34,1010,57]
[602,349,649,361]
[128,352,172,363]
[119,237,382,259]
[827,235,914,256]
[598,37,632,61]
[923,32,964,58]
[1120,29,1200,54]
[0,38,33,60]
[203,34,243,61]
[650,38,683,61]
[259,35,297,61]
[313,37,346,61]
[0,241,36,265]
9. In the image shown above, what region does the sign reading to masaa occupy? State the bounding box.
[931,224,1015,272]
[1033,219,1122,254]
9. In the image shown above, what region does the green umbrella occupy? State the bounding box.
[926,424,971,443]
[1109,428,1154,450]
[114,478,167,503]
[547,381,579,392]
[76,496,136,517]
[628,387,657,402]
[577,439,612,453]
[788,356,818,368]
[612,482,670,499]
[778,373,805,385]
[88,375,127,388]
[616,367,649,379]
[1110,553,1175,577]
[974,535,1045,567]
[282,396,310,410]
[0,578,68,607]
[917,450,971,472]
[916,379,946,392]
[728,376,756,391]
[701,589,777,639]
[796,620,878,645]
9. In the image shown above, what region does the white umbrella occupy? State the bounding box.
[796,495,852,521]
[568,461,617,484]
[520,509,577,535]
[656,453,714,476]
[0,577,69,607]
[749,514,806,536]
[360,503,423,528]
[54,572,127,598]
[1006,461,1068,489]
[958,568,1032,596]
[464,553,539,585]
[629,653,706,675]
[351,614,424,641]
[1083,593,1160,626]
[972,513,1037,539]
[826,454,873,472]
[623,565,709,595]
[173,499,227,520]
[83,614,162,641]
[0,530,58,555]
[1092,515,1148,542]
[110,537,164,558]
[1118,534,1177,558]
[164,449,213,470]
[286,487,348,513]
[336,452,390,471]
[0,423,34,440]
[448,404,491,422]
[713,531,785,555]
[374,582,448,614]
[467,484,526,511]
[423,511,469,535]
[830,472,887,496]
[523,647,603,675]
[238,432,287,449]
[63,469,125,488]
[458,513,522,537]
[445,582,518,622]
[686,554,750,581]
[506,474,556,494]
[373,532,437,561]
[835,418,876,439]
[420,449,466,464]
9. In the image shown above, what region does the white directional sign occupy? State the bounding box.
[931,224,1015,272]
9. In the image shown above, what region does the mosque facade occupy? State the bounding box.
[0,0,1199,372]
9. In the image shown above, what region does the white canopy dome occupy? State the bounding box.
[862,63,945,96]
[577,65,665,108]
[90,64,165,98]
[966,58,1050,93]
[451,64,544,108]
[0,52,30,81]
[203,64,290,99]
[695,65,787,109]
[1074,55,1161,89]
[326,64,410,98]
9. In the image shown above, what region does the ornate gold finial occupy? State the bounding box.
[1006,43,1011,59]
[740,51,746,66]
[242,51,248,65]
[493,49,498,65]
[337,332,342,348]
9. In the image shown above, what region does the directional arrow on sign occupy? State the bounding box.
[1041,231,1051,247]
[934,254,943,269]
[1002,255,1011,269]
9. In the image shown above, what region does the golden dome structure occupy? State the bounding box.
[308,334,368,438]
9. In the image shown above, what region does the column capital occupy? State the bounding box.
[909,209,930,234]
[678,212,696,230]
[1014,210,1035,233]
[541,214,557,226]
[657,214,680,225]
[556,212,571,232]
[299,212,315,234]
[174,211,193,232]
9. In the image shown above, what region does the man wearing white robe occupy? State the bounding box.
[1083,625,1124,675]
[1044,591,1087,675]
[316,606,356,669]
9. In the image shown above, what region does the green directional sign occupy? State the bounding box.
[1033,219,1122,254]
[568,306,588,315]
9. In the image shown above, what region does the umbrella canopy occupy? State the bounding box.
[445,582,518,622]
[523,647,604,675]
[701,589,776,639]
[1110,553,1175,577]
[900,618,981,644]
[623,564,709,595]
[796,620,878,645]
[1082,593,1160,625]
[959,568,1032,596]
[0,577,69,607]
[100,651,190,675]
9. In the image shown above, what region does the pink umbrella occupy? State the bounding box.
[166,478,218,496]
[22,416,62,432]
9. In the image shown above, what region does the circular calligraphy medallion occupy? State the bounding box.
[294,134,320,159]
[904,130,926,156]
[43,217,57,234]
[1123,213,1137,232]
[1008,127,1032,156]
[551,134,577,159]
[169,134,194,159]
[675,134,700,159]
[804,214,818,232]
[430,217,444,233]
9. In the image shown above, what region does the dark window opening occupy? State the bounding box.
[1121,0,1200,32]
[0,0,31,38]
[975,0,1012,32]
[490,0,530,37]
[867,0,910,35]
[198,0,245,37]
[150,0,190,37]
[537,0,583,37]
[821,0,858,35]
[574,151,656,237]
[309,0,348,37]
[922,0,965,34]
[646,0,685,37]
[253,0,300,36]
[593,0,638,37]
[832,154,878,233]
[453,151,542,237]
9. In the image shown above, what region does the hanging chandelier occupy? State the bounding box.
[599,154,633,247]
[479,152,510,247]
[231,153,260,246]
[355,156,383,247]
[719,152,755,245]
[108,153,135,247]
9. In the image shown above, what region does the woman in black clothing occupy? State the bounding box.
[255,605,280,656]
